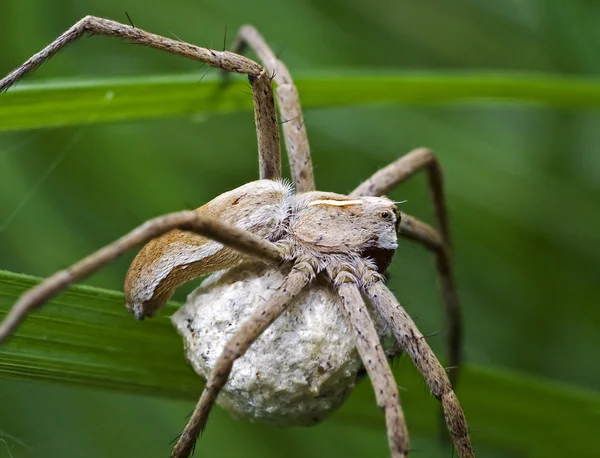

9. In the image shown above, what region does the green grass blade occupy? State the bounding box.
[0,270,197,399]
[2,72,600,131]
[0,270,598,457]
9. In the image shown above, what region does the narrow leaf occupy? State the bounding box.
[2,72,600,131]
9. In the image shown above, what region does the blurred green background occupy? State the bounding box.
[1,0,599,457]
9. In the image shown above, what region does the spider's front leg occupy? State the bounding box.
[327,258,474,457]
[364,278,474,458]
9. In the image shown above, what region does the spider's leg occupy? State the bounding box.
[364,280,474,458]
[229,25,315,192]
[356,343,404,383]
[250,71,281,180]
[0,210,282,342]
[351,148,461,389]
[330,270,409,458]
[0,16,281,181]
[171,261,315,458]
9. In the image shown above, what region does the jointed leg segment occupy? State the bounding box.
[250,72,281,180]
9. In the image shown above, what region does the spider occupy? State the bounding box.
[0,17,474,458]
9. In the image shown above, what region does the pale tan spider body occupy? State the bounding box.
[0,18,475,458]
[163,180,398,426]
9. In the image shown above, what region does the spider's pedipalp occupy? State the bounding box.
[171,261,316,458]
[364,280,474,458]
[330,270,409,458]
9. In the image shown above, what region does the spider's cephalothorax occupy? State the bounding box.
[0,19,474,458]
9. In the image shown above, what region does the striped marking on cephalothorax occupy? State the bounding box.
[308,199,364,207]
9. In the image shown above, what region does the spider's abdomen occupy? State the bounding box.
[172,263,389,426]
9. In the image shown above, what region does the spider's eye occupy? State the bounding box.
[380,211,390,219]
